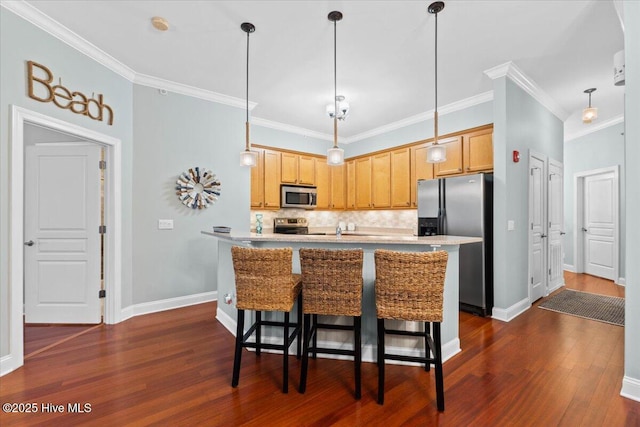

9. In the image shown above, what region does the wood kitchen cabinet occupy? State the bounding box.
[371,152,391,208]
[281,152,315,186]
[463,127,493,173]
[315,159,330,209]
[355,157,372,209]
[262,149,281,208]
[434,136,463,177]
[390,147,411,208]
[410,143,435,207]
[250,149,264,208]
[346,160,356,209]
[330,164,346,209]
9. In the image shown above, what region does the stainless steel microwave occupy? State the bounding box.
[281,185,317,209]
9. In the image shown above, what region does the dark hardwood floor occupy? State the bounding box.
[1,273,638,426]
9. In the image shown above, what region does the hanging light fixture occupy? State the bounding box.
[426,1,446,164]
[582,88,598,124]
[239,22,258,167]
[326,95,350,120]
[327,11,345,166]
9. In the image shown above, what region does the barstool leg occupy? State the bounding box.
[283,312,290,394]
[312,314,318,359]
[434,322,444,411]
[299,313,311,394]
[296,293,303,359]
[255,311,262,356]
[377,318,385,405]
[231,309,245,387]
[424,321,431,372]
[354,316,362,400]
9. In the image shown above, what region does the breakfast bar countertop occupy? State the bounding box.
[201,231,482,246]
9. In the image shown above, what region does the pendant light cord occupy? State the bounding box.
[433,10,439,145]
[245,29,250,151]
[333,17,338,149]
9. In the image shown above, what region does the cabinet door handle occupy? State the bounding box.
[458,168,462,172]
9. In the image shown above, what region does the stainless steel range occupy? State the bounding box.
[273,217,308,234]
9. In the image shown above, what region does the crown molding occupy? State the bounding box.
[1,0,136,81]
[252,117,333,142]
[564,114,624,142]
[484,61,569,121]
[134,73,253,110]
[342,91,494,144]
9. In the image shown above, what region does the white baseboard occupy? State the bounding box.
[0,354,20,377]
[621,376,640,402]
[491,298,531,322]
[216,306,237,336]
[548,282,564,294]
[616,277,626,286]
[122,291,217,320]
[563,264,576,273]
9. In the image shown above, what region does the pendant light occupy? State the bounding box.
[240,22,258,167]
[582,88,598,124]
[327,11,345,166]
[426,2,446,164]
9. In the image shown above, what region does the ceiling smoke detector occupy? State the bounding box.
[151,16,169,32]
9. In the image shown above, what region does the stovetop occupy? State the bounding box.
[273,217,308,234]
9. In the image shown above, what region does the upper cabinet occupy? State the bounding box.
[463,127,493,173]
[434,136,463,177]
[410,144,434,207]
[281,152,315,185]
[250,124,492,212]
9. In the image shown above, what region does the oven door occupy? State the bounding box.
[281,185,317,209]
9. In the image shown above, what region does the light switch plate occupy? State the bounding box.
[507,220,515,231]
[158,219,174,230]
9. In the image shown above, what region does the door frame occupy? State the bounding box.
[4,105,122,375]
[573,165,620,281]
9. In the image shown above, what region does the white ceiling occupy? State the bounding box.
[19,0,625,142]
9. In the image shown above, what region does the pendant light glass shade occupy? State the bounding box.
[240,22,257,167]
[426,2,446,164]
[327,11,345,166]
[327,147,345,165]
[426,143,447,163]
[582,88,597,124]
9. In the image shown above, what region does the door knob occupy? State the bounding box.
[582,227,588,232]
[541,234,547,238]
[24,240,34,246]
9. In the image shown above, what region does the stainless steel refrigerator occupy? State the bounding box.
[417,173,493,316]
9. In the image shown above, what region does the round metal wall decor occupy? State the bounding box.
[176,167,221,209]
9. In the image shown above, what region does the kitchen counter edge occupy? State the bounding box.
[202,231,482,246]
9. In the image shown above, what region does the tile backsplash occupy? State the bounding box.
[251,209,417,232]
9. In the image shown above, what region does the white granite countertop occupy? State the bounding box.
[202,231,482,246]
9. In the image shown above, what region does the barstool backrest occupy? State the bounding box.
[231,246,295,312]
[299,248,364,316]
[374,249,448,322]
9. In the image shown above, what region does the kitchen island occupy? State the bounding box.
[204,231,482,364]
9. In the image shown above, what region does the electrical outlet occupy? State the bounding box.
[507,220,515,231]
[158,219,174,230]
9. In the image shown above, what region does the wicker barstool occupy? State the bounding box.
[230,246,302,393]
[298,248,364,399]
[374,249,448,411]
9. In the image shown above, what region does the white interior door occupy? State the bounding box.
[25,144,102,324]
[529,153,546,303]
[547,160,564,291]
[583,171,617,280]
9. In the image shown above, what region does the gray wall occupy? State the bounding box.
[624,0,640,389]
[492,77,564,310]
[131,86,248,303]
[563,123,626,278]
[0,9,134,357]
